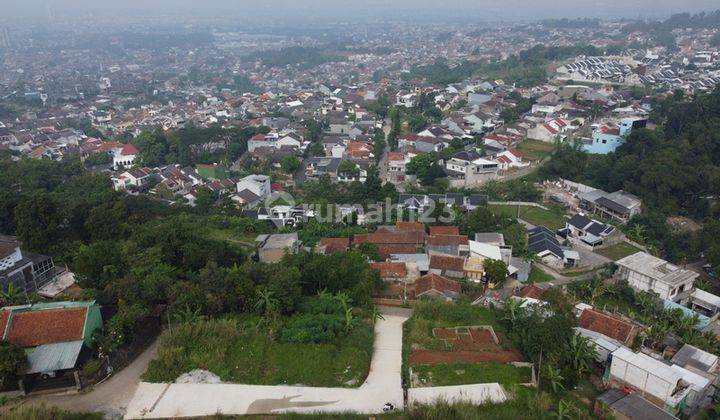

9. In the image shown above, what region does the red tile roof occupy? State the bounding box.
[120,143,139,156]
[429,226,460,236]
[514,285,546,300]
[371,262,408,278]
[427,235,468,247]
[387,152,405,161]
[578,309,635,344]
[429,254,465,272]
[354,231,424,245]
[396,222,425,232]
[318,237,350,254]
[414,273,461,297]
[2,307,88,347]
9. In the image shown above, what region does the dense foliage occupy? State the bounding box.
[540,88,720,265]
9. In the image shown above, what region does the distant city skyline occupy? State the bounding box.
[2,0,719,23]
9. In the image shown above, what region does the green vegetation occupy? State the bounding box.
[527,266,553,284]
[133,124,269,167]
[413,362,531,386]
[0,341,25,388]
[488,204,566,230]
[516,139,555,162]
[144,297,374,387]
[407,302,502,352]
[3,405,102,420]
[0,156,384,364]
[567,278,720,354]
[593,242,642,261]
[540,88,720,269]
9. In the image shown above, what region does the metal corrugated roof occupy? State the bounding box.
[26,340,84,374]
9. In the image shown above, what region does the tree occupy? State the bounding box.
[459,207,502,236]
[0,341,26,387]
[484,259,509,286]
[0,284,25,306]
[567,334,596,378]
[408,115,428,132]
[254,287,278,317]
[194,187,217,212]
[544,365,565,393]
[338,160,360,178]
[281,156,301,173]
[14,192,64,254]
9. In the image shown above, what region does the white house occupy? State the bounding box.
[236,174,271,200]
[615,252,698,301]
[113,167,151,191]
[113,143,139,170]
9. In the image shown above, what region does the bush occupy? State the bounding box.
[278,313,345,343]
[81,359,103,378]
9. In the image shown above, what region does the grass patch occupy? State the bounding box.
[408,302,502,351]
[561,268,596,277]
[528,266,554,283]
[143,316,374,387]
[489,204,566,230]
[594,242,642,261]
[3,404,102,420]
[517,139,555,162]
[413,362,531,386]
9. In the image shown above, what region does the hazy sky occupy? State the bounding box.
[2,0,719,22]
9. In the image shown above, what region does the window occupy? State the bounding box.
[678,284,685,293]
[602,139,607,144]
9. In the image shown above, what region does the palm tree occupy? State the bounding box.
[343,307,355,332]
[172,304,205,324]
[553,400,574,420]
[544,365,565,394]
[334,292,353,311]
[568,334,596,377]
[0,283,24,305]
[587,277,607,305]
[635,292,657,318]
[630,224,646,243]
[254,287,278,317]
[503,298,524,326]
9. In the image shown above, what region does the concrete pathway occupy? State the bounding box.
[124,308,409,419]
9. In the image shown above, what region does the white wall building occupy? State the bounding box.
[615,252,698,301]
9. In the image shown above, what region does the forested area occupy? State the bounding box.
[0,156,383,356]
[539,88,720,268]
[132,124,269,167]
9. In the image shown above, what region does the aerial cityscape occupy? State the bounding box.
[1,1,720,419]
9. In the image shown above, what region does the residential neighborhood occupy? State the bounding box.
[1,3,720,420]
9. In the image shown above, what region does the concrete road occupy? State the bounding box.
[14,339,160,418]
[124,307,409,419]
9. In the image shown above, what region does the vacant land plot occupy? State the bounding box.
[413,362,532,387]
[406,303,523,366]
[594,242,642,261]
[143,316,374,387]
[404,303,527,388]
[489,204,566,230]
[516,139,555,162]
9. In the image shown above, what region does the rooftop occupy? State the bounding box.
[616,252,698,286]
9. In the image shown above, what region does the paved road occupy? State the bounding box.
[124,307,409,418]
[15,339,160,418]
